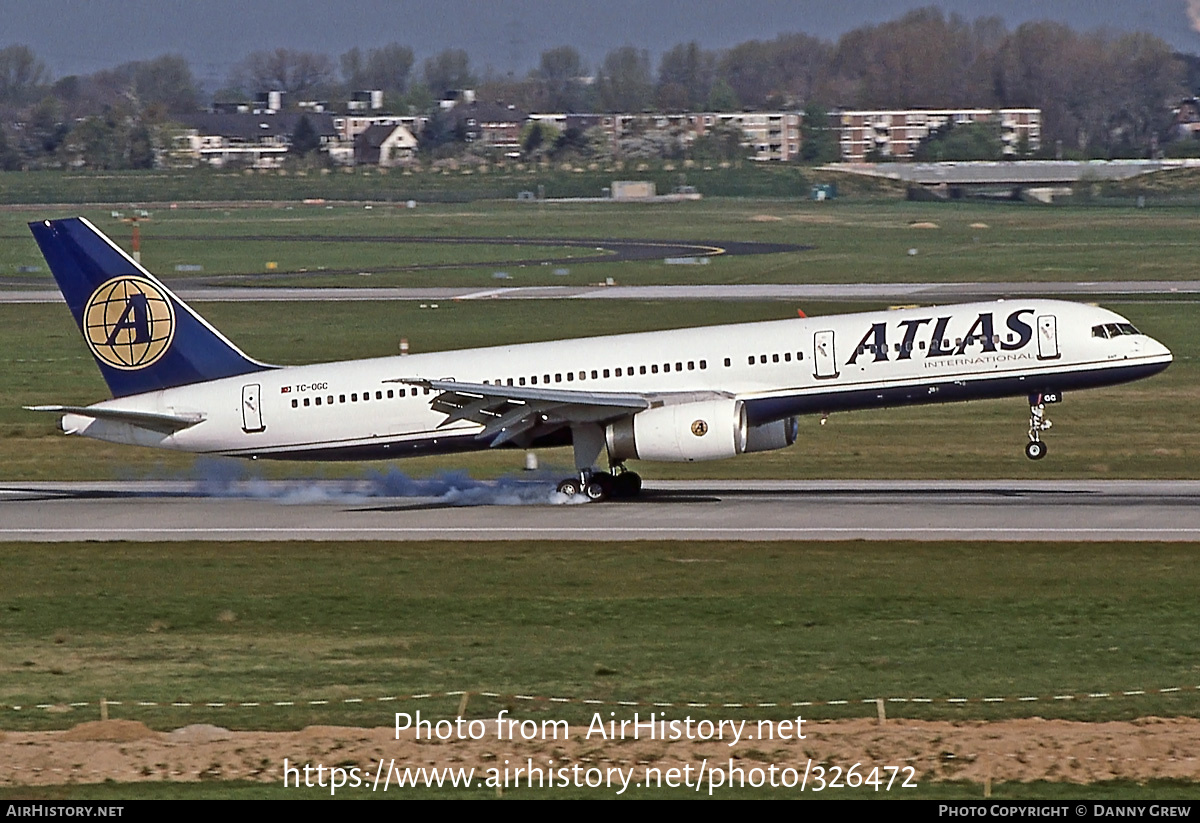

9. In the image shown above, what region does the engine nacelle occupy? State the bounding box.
[744,416,799,454]
[607,399,747,462]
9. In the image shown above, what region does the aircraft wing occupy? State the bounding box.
[26,405,206,435]
[392,377,724,448]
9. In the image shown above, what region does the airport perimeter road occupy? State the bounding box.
[2,480,1198,542]
[4,282,1200,303]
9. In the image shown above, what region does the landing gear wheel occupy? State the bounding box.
[611,471,642,498]
[556,478,582,496]
[1025,440,1047,460]
[585,480,611,502]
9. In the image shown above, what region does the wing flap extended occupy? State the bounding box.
[26,405,206,435]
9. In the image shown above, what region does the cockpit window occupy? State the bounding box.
[1092,323,1141,339]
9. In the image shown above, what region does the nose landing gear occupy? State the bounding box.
[1024,392,1056,460]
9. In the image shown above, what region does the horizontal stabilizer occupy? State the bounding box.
[26,405,205,435]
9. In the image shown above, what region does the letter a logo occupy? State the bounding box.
[83,276,175,369]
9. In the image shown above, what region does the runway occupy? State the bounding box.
[3,480,1198,542]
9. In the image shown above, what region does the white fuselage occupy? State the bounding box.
[64,299,1172,461]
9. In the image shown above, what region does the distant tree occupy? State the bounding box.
[520,121,559,159]
[403,82,435,114]
[126,123,155,168]
[0,126,21,170]
[717,40,773,109]
[17,95,69,165]
[549,125,591,160]
[0,44,49,106]
[130,55,198,114]
[343,43,414,95]
[423,49,474,97]
[705,78,739,112]
[658,42,716,110]
[596,46,653,112]
[688,123,746,163]
[534,46,587,111]
[913,121,1003,161]
[290,115,322,156]
[799,103,839,163]
[234,48,335,96]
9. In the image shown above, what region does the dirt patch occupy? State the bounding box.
[59,720,159,743]
[750,214,783,222]
[5,717,1200,787]
[909,221,940,229]
[969,222,990,229]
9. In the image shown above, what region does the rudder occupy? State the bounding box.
[29,217,272,398]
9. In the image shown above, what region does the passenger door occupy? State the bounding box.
[241,384,265,432]
[813,330,839,379]
[1037,315,1060,360]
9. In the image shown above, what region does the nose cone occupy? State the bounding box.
[1144,335,1173,374]
[1148,336,1172,362]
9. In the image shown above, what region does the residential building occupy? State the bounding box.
[835,108,1041,161]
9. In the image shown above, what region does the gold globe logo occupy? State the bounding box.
[691,419,709,437]
[82,276,175,370]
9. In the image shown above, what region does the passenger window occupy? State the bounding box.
[651,364,659,373]
[519,377,526,386]
[376,391,382,400]
[699,360,706,369]
[640,366,647,375]
[772,354,779,363]
[351,393,358,401]
[291,399,298,408]
[303,398,310,407]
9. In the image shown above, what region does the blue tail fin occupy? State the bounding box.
[29,217,273,398]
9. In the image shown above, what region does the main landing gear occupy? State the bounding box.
[1024,393,1055,460]
[555,422,643,502]
[556,467,642,502]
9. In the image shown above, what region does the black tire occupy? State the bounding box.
[611,472,643,498]
[585,480,610,502]
[1025,441,1047,460]
[557,478,581,496]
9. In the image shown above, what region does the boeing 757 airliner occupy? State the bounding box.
[26,217,1172,501]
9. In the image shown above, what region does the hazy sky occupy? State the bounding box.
[5,0,1199,87]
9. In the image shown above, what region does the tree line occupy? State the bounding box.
[0,7,1193,170]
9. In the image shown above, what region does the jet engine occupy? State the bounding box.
[744,416,799,454]
[606,399,749,462]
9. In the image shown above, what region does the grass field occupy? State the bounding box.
[3,191,1199,798]
[4,199,1200,289]
[3,540,1199,733]
[2,297,1194,480]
